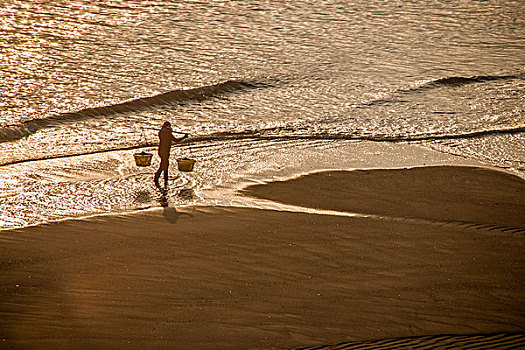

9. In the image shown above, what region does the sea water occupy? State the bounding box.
[0,0,523,229]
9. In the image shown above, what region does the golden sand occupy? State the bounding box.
[1,166,524,349]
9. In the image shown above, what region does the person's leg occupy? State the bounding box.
[154,169,161,187]
[155,157,168,187]
[164,167,169,187]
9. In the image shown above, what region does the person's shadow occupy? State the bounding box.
[159,188,193,223]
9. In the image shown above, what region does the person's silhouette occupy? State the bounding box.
[154,121,187,187]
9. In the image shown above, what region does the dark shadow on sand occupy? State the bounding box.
[159,188,194,223]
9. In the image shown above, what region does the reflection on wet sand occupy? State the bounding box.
[177,188,195,201]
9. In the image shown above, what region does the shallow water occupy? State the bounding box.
[0,0,524,228]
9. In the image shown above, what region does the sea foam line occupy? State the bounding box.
[1,125,523,167]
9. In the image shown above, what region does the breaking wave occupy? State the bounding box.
[430,74,521,86]
[0,79,266,143]
[362,74,522,106]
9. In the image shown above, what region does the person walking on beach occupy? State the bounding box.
[154,121,188,187]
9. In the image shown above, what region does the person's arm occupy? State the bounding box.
[171,132,188,142]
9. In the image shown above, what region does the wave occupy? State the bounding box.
[187,125,525,143]
[427,74,521,87]
[0,79,266,143]
[2,125,523,167]
[362,74,522,106]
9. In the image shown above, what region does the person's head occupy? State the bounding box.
[162,121,171,129]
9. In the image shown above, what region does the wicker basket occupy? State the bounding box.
[176,158,196,172]
[134,152,153,167]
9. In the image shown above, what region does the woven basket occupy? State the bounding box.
[176,158,196,172]
[134,152,153,167]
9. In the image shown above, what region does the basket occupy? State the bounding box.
[134,152,153,167]
[176,158,196,172]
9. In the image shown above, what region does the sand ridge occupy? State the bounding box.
[242,165,525,229]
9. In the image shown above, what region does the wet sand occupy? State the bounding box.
[1,166,524,349]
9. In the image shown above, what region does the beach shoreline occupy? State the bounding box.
[1,165,524,349]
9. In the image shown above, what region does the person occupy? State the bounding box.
[154,121,188,187]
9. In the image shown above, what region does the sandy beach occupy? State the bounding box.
[1,165,524,349]
[2,1,524,349]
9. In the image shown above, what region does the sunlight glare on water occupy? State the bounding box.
[0,0,523,228]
